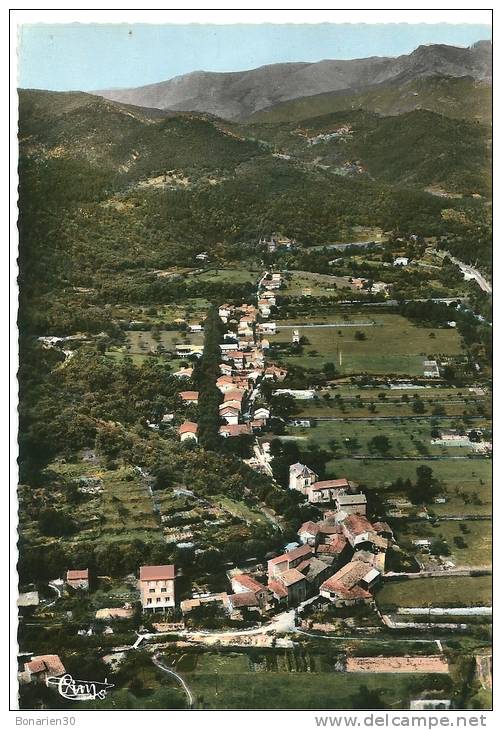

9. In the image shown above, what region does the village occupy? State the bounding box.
[18,252,492,709]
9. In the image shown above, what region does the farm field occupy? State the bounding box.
[111,298,210,326]
[125,330,204,352]
[397,519,492,567]
[19,461,163,550]
[165,650,448,710]
[277,418,486,458]
[283,270,358,296]
[298,393,489,419]
[271,313,463,374]
[322,457,491,494]
[189,267,260,285]
[376,575,492,609]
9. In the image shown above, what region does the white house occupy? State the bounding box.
[289,462,318,492]
[393,257,409,266]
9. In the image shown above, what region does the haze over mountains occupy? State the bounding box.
[98,41,492,120]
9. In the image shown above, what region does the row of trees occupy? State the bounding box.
[195,306,225,449]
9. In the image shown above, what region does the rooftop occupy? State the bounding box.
[66,569,89,581]
[139,564,175,581]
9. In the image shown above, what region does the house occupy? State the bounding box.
[224,390,244,407]
[225,351,245,369]
[21,655,66,684]
[254,406,270,421]
[317,535,350,565]
[216,375,236,393]
[258,300,271,317]
[230,573,270,609]
[268,544,313,578]
[371,281,389,295]
[292,329,300,344]
[274,389,314,399]
[298,556,334,594]
[334,493,367,516]
[227,592,260,613]
[270,568,307,606]
[319,560,380,606]
[139,564,175,612]
[264,365,287,381]
[219,362,233,376]
[302,288,312,297]
[179,390,199,404]
[259,322,277,335]
[218,305,232,322]
[219,424,251,438]
[341,514,387,552]
[173,367,193,379]
[261,338,270,350]
[297,520,342,546]
[66,569,89,591]
[306,478,350,504]
[175,344,204,357]
[188,324,203,333]
[393,257,409,266]
[179,421,198,442]
[289,462,318,492]
[218,404,240,425]
[424,360,440,378]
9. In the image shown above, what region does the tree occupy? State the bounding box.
[369,435,391,455]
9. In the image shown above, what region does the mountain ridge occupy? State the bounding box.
[96,41,491,120]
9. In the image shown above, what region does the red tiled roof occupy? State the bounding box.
[343,513,374,535]
[310,478,349,491]
[317,535,347,554]
[140,564,175,581]
[179,421,198,434]
[232,574,265,594]
[298,521,320,536]
[268,580,288,598]
[219,424,251,437]
[277,568,306,587]
[26,655,66,676]
[229,592,259,609]
[268,543,312,567]
[67,569,88,581]
[224,390,244,401]
[180,391,199,401]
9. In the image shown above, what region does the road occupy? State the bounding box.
[446,255,492,294]
[152,653,194,708]
[45,581,62,608]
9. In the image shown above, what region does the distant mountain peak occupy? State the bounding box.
[97,41,491,120]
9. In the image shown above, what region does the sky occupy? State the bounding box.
[18,22,492,92]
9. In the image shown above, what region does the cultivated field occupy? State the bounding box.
[376,575,492,609]
[271,313,463,374]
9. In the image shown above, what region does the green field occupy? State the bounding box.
[397,520,492,567]
[125,329,204,353]
[189,267,259,285]
[166,650,449,710]
[284,270,358,297]
[377,576,492,609]
[298,386,489,419]
[272,313,463,374]
[279,418,483,458]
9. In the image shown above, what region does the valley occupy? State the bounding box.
[17,41,492,712]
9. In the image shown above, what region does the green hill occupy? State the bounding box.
[249,76,491,126]
[241,108,491,196]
